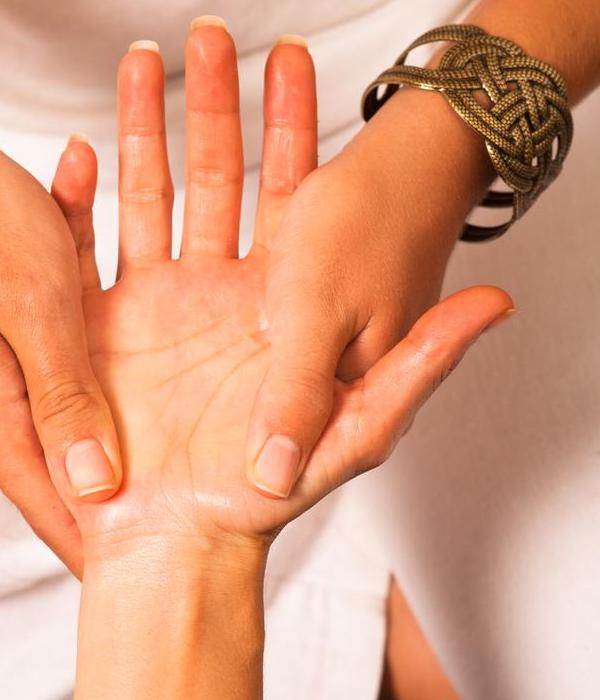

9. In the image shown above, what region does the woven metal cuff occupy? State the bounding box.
[361,24,573,241]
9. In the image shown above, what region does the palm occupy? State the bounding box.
[83,254,301,539]
[53,32,345,548]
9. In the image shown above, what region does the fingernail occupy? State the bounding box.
[483,307,518,333]
[276,34,308,49]
[65,438,117,498]
[190,15,227,30]
[128,40,160,53]
[68,133,89,145]
[252,435,301,498]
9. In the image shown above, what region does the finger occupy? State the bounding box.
[51,135,101,291]
[0,337,83,578]
[253,36,317,250]
[181,17,243,258]
[312,286,515,491]
[118,41,173,273]
[245,291,355,499]
[0,155,120,507]
[0,249,122,505]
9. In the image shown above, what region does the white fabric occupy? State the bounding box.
[1,1,600,699]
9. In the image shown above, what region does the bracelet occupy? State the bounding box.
[361,25,573,241]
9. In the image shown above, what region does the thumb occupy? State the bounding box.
[339,285,515,481]
[0,155,121,505]
[245,302,352,498]
[3,278,122,504]
[6,282,122,504]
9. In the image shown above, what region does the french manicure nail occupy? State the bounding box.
[483,307,518,333]
[128,40,160,53]
[276,34,308,49]
[68,133,89,145]
[65,438,117,498]
[190,15,227,30]
[252,435,302,498]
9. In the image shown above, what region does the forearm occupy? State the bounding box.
[340,0,600,252]
[466,0,600,105]
[76,538,267,699]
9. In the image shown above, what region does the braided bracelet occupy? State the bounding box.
[361,25,573,241]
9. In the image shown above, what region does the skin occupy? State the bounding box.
[379,582,459,700]
[46,27,512,698]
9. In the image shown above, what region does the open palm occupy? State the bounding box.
[51,25,512,553]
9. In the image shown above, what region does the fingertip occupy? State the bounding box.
[117,47,166,138]
[186,16,236,68]
[249,479,288,500]
[423,285,516,336]
[276,34,308,49]
[75,483,120,503]
[185,20,239,114]
[64,135,97,167]
[118,43,164,91]
[128,39,160,53]
[462,285,516,331]
[68,132,89,145]
[266,36,315,80]
[190,15,227,31]
[52,137,98,210]
[469,284,515,314]
[482,306,518,333]
[264,40,316,126]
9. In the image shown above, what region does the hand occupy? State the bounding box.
[49,25,513,559]
[49,23,512,699]
[0,152,122,577]
[244,78,500,496]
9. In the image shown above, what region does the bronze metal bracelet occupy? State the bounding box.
[361,24,573,241]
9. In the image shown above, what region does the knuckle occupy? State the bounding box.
[284,365,330,393]
[434,355,462,391]
[35,375,99,430]
[272,365,333,420]
[77,231,96,255]
[358,435,396,474]
[121,126,165,139]
[354,405,415,475]
[404,328,458,379]
[369,426,400,468]
[260,170,296,196]
[187,165,243,189]
[120,184,174,205]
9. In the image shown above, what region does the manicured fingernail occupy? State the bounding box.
[483,307,518,333]
[65,438,117,498]
[276,34,308,49]
[190,15,227,30]
[68,133,89,145]
[128,40,160,53]
[252,435,301,498]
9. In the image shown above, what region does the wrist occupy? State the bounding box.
[82,528,269,577]
[78,536,267,699]
[345,85,495,246]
